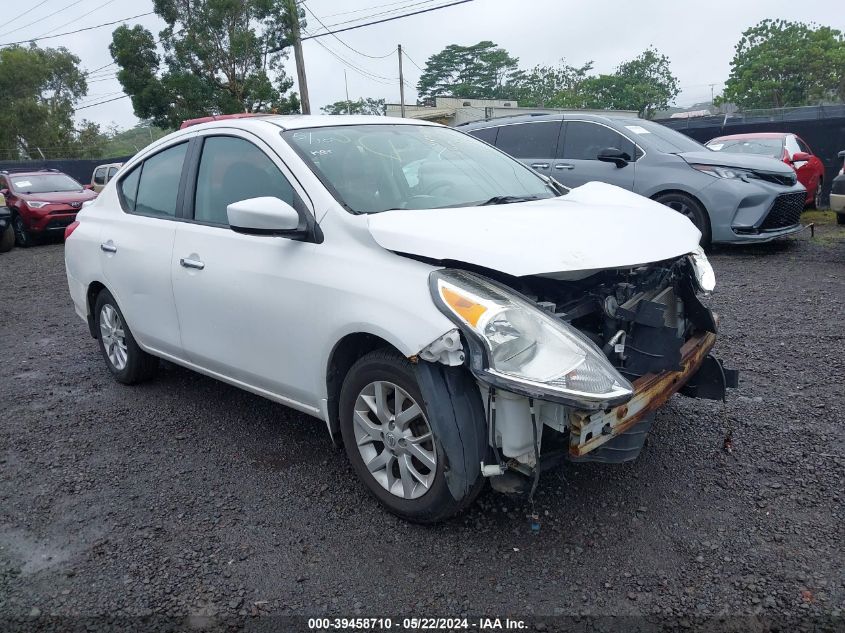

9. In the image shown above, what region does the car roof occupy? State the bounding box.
[3,170,69,177]
[179,114,440,134]
[458,112,641,130]
[709,132,788,141]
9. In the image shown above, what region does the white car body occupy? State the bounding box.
[65,115,724,521]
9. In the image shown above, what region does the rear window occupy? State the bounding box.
[707,138,783,159]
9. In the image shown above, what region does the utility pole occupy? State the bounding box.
[344,69,351,114]
[287,0,311,114]
[398,44,406,117]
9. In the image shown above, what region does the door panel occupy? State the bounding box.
[553,121,635,190]
[100,142,189,356]
[172,223,317,403]
[171,133,318,404]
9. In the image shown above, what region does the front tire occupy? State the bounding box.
[339,349,480,523]
[654,192,711,247]
[94,289,158,384]
[12,214,32,248]
[811,178,823,210]
[837,213,845,225]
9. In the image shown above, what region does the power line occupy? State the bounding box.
[302,2,396,59]
[301,0,474,40]
[402,49,425,72]
[309,36,396,85]
[5,0,52,30]
[315,0,444,31]
[76,94,129,110]
[0,0,84,38]
[84,62,117,78]
[34,0,118,39]
[0,11,154,47]
[319,0,426,19]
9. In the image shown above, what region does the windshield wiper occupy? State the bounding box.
[479,195,541,206]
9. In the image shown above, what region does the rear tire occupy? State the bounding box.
[0,224,13,253]
[339,349,482,523]
[654,192,711,247]
[94,289,158,384]
[837,213,845,225]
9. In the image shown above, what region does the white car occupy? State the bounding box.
[64,115,735,523]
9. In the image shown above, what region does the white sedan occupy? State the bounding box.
[64,115,731,522]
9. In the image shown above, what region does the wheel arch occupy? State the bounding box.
[325,332,402,438]
[650,188,712,237]
[85,280,107,338]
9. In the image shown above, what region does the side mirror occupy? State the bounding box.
[83,184,94,190]
[791,151,811,162]
[597,147,631,168]
[227,196,306,239]
[0,188,8,197]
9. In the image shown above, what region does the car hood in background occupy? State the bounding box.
[679,150,794,174]
[367,181,701,278]
[19,190,97,204]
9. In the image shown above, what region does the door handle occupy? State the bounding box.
[180,257,205,270]
[554,164,575,170]
[100,242,117,253]
[531,163,550,169]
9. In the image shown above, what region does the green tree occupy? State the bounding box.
[507,60,594,107]
[110,0,302,129]
[321,97,385,115]
[416,41,518,101]
[720,19,845,109]
[579,48,680,118]
[0,45,95,159]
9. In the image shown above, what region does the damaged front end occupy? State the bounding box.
[423,250,738,495]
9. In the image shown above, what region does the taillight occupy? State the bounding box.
[64,220,80,240]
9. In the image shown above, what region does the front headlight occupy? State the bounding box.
[690,164,757,180]
[430,269,633,407]
[26,201,50,209]
[688,246,715,293]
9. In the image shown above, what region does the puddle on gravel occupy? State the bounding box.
[0,528,75,575]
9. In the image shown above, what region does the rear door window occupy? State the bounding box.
[468,126,498,145]
[107,167,119,181]
[562,121,636,160]
[495,121,561,158]
[133,143,188,217]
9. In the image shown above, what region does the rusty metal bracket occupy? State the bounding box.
[569,330,717,457]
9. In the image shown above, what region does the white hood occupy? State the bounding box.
[367,181,701,278]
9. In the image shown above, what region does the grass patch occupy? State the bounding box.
[801,209,845,246]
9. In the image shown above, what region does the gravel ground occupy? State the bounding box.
[1,220,843,631]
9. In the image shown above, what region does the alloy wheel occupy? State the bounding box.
[99,304,128,370]
[666,200,695,222]
[352,380,436,500]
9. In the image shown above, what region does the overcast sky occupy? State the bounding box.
[3,0,841,130]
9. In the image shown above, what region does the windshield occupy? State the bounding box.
[282,124,557,213]
[706,138,783,159]
[621,120,705,154]
[10,174,83,194]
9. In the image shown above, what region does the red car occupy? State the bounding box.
[0,169,97,247]
[705,132,826,208]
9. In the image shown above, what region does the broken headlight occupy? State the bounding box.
[688,245,716,293]
[430,269,633,407]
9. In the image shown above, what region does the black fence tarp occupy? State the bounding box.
[660,116,845,203]
[0,157,132,187]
